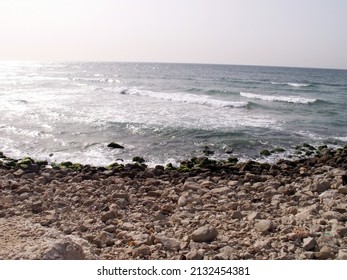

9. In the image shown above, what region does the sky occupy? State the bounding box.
[0,0,346,69]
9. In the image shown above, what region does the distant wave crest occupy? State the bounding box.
[240,92,317,104]
[271,82,310,87]
[117,87,248,108]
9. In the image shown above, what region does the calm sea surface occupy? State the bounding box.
[0,62,346,166]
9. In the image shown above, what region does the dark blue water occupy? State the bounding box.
[0,62,346,166]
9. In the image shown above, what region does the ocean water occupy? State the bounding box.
[0,62,346,166]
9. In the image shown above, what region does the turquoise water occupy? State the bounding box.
[0,62,346,166]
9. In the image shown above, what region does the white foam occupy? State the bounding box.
[271,82,310,87]
[117,87,248,108]
[334,136,347,142]
[240,92,316,104]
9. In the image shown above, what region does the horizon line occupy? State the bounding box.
[1,59,346,71]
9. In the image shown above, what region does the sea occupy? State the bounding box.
[0,62,346,167]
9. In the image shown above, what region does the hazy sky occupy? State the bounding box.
[0,0,346,69]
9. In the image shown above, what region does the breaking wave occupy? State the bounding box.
[117,87,248,108]
[240,92,317,104]
[271,82,310,87]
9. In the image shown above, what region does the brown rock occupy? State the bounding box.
[255,220,273,233]
[302,237,317,251]
[337,186,347,194]
[101,211,115,223]
[191,225,218,242]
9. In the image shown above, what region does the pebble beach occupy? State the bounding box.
[0,145,346,260]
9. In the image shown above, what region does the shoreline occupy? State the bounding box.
[0,146,346,260]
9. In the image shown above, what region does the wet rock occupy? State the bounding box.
[107,142,124,149]
[191,225,218,242]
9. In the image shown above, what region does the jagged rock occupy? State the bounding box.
[248,211,261,221]
[0,217,96,259]
[302,237,317,251]
[101,211,115,223]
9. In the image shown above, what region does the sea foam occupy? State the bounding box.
[117,87,248,108]
[240,92,317,104]
[271,82,310,87]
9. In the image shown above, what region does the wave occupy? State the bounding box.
[117,87,248,108]
[271,82,310,87]
[240,92,317,104]
[72,77,121,84]
[334,136,347,142]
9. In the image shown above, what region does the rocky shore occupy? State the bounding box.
[0,146,346,260]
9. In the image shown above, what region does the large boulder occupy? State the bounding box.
[0,217,97,260]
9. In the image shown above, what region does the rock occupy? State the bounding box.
[177,193,189,207]
[248,211,261,221]
[0,217,96,259]
[314,246,335,260]
[302,237,317,251]
[43,238,85,260]
[253,239,272,252]
[103,225,117,233]
[13,169,25,176]
[254,220,273,233]
[154,234,180,251]
[337,249,347,260]
[311,181,330,193]
[186,249,204,260]
[335,227,347,237]
[107,142,124,149]
[260,150,271,156]
[337,186,347,194]
[132,156,145,163]
[210,187,230,195]
[191,225,218,242]
[215,246,235,260]
[132,245,151,258]
[230,211,243,220]
[94,231,115,248]
[101,211,115,223]
[131,233,150,245]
